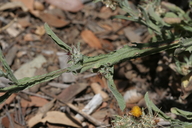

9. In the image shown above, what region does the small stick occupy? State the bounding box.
[66,102,104,126]
[21,90,52,100]
[0,18,16,32]
[4,105,14,128]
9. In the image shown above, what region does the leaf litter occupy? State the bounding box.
[0,0,191,127]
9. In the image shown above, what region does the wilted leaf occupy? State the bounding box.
[0,1,27,11]
[23,33,41,41]
[11,0,34,10]
[20,96,49,107]
[98,6,113,19]
[27,113,44,127]
[81,30,102,49]
[35,26,45,36]
[14,55,47,79]
[40,12,70,27]
[17,17,31,28]
[90,82,109,100]
[34,1,44,11]
[0,93,16,109]
[28,111,81,127]
[32,12,70,27]
[101,39,114,51]
[45,0,83,12]
[124,27,141,42]
[57,83,87,103]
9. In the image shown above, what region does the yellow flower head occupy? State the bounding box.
[130,106,142,118]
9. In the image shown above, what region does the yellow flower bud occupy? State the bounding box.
[130,106,142,118]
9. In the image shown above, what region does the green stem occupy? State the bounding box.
[79,38,180,73]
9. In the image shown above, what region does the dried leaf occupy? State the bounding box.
[14,55,47,79]
[20,96,49,107]
[38,12,70,27]
[0,1,28,11]
[34,1,44,11]
[6,23,23,37]
[35,26,45,36]
[91,109,108,124]
[0,93,16,109]
[91,83,109,100]
[2,113,14,128]
[17,17,31,28]
[100,39,114,51]
[57,83,87,103]
[11,0,34,10]
[81,30,102,49]
[5,46,18,65]
[45,0,83,12]
[27,113,44,127]
[28,111,81,127]
[124,27,141,42]
[98,6,113,19]
[23,33,41,41]
[124,89,143,104]
[37,99,56,114]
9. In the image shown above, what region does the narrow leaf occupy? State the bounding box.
[0,49,18,84]
[103,67,125,111]
[171,107,192,120]
[44,23,72,52]
[144,92,173,121]
[107,76,125,111]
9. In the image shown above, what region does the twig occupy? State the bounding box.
[4,105,14,128]
[74,96,93,102]
[21,90,52,100]
[18,99,25,125]
[0,18,17,32]
[66,103,105,126]
[48,82,70,89]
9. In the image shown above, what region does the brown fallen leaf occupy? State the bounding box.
[90,75,108,89]
[27,99,56,127]
[91,109,109,124]
[11,0,34,10]
[23,33,41,41]
[35,26,45,36]
[17,17,31,28]
[0,1,28,11]
[124,89,143,104]
[20,96,49,107]
[27,113,44,127]
[2,113,13,128]
[6,23,23,37]
[2,113,25,128]
[5,45,18,65]
[40,12,69,27]
[124,27,141,43]
[91,83,109,100]
[97,6,113,19]
[28,111,81,127]
[34,1,44,11]
[37,99,56,114]
[100,39,114,51]
[45,0,83,12]
[0,93,16,109]
[31,11,70,27]
[98,23,113,31]
[81,30,102,49]
[67,103,104,126]
[57,83,87,103]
